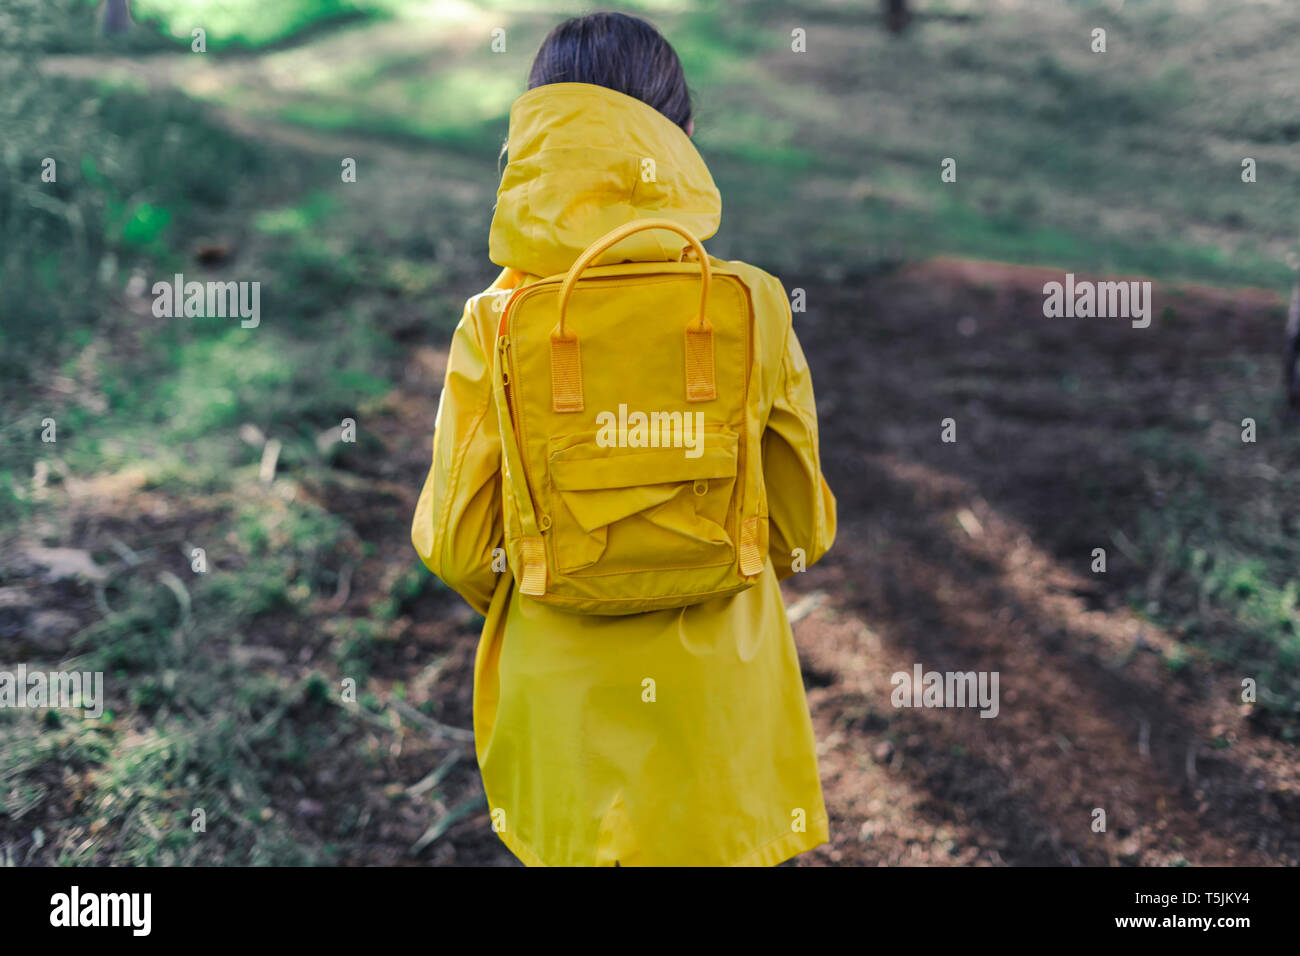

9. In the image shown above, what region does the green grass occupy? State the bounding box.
[697,0,1300,283]
[127,0,387,50]
[1120,425,1300,734]
[1,1,473,864]
[58,1,1300,285]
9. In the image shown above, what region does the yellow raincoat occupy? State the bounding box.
[412,83,836,866]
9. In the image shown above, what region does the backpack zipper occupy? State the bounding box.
[497,283,545,534]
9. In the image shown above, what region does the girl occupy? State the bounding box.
[413,12,836,866]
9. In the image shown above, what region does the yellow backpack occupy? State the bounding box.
[490,218,768,614]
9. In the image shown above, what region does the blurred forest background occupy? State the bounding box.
[1,0,1298,866]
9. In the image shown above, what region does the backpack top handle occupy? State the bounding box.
[549,218,716,413]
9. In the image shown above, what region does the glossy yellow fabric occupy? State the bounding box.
[412,83,836,866]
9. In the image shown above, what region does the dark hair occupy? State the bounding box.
[528,12,692,132]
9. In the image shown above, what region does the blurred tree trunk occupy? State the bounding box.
[103,0,130,35]
[883,0,910,33]
[1286,275,1300,411]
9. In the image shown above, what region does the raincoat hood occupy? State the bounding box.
[489,82,722,278]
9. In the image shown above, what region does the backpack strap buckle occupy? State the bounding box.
[550,329,584,412]
[684,321,715,402]
[737,516,765,577]
[519,535,548,596]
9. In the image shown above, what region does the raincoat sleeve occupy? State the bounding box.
[763,322,837,581]
[411,279,511,616]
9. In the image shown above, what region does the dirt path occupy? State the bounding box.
[782,263,1298,866]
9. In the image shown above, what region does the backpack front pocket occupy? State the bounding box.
[545,426,739,575]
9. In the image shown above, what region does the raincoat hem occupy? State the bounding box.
[730,815,830,867]
[494,826,548,868]
[488,814,829,868]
